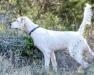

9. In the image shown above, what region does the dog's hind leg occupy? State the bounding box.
[69,45,89,69]
[50,51,57,72]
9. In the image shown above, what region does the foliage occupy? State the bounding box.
[0,0,94,31]
[0,0,94,67]
[22,35,43,60]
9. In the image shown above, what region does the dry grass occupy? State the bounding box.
[0,53,94,75]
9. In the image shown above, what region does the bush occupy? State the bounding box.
[22,35,43,60]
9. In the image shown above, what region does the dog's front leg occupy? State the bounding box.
[42,49,51,72]
[50,51,57,72]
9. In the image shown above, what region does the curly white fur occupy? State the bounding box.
[78,3,92,35]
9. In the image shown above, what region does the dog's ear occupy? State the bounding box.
[21,17,26,28]
[21,17,25,22]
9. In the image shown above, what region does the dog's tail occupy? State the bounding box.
[78,3,92,35]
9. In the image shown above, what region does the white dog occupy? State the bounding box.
[10,4,93,72]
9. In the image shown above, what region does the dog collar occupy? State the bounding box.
[29,26,40,35]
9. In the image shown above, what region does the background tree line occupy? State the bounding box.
[0,0,94,31]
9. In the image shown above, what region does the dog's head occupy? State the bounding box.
[10,17,27,30]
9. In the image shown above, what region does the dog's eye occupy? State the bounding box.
[16,20,19,22]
